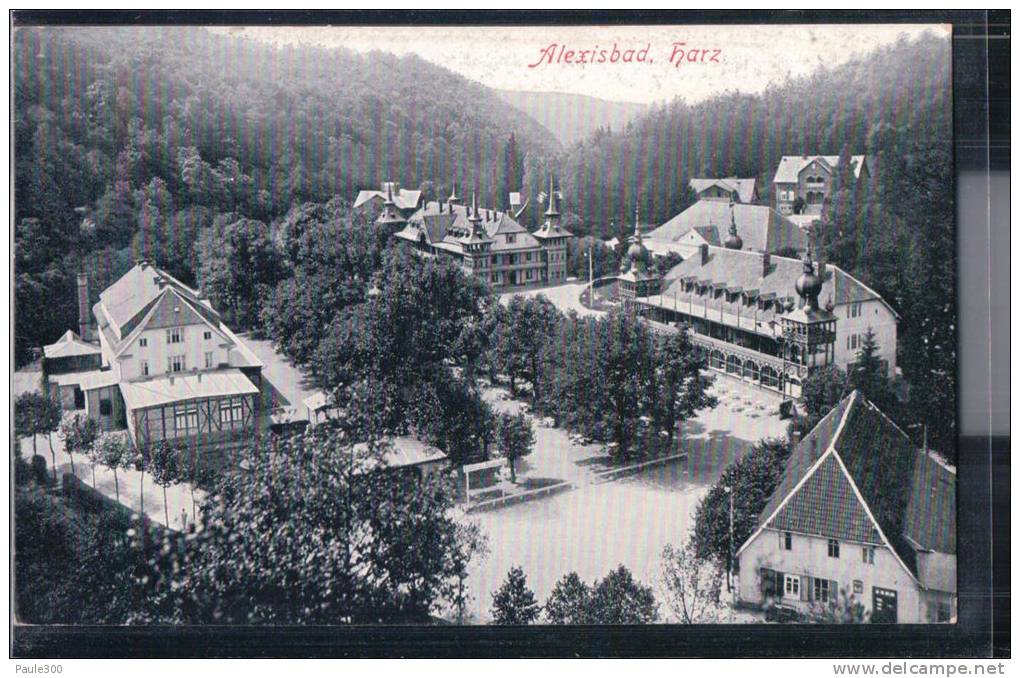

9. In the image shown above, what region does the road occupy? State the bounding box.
[500,281,605,318]
[460,374,787,622]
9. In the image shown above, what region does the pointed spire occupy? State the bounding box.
[468,192,481,224]
[544,174,560,217]
[376,181,405,227]
[448,183,461,204]
[633,204,641,238]
[724,195,743,249]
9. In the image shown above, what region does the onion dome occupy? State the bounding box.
[723,198,743,250]
[624,205,650,273]
[795,248,823,310]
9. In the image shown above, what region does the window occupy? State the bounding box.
[203,330,212,340]
[783,574,800,599]
[141,360,149,376]
[936,602,951,623]
[168,354,186,373]
[526,252,532,262]
[491,273,499,283]
[781,531,792,551]
[506,234,515,244]
[139,337,148,348]
[220,397,244,426]
[847,302,862,318]
[812,578,831,603]
[174,404,199,432]
[827,539,840,558]
[862,546,875,565]
[853,580,864,594]
[204,351,214,368]
[491,255,498,265]
[167,327,184,344]
[99,398,112,416]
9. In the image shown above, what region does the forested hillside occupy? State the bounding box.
[495,89,648,147]
[13,26,558,364]
[558,31,951,234]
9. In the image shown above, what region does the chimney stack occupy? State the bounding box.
[76,273,90,341]
[762,252,771,278]
[699,243,709,265]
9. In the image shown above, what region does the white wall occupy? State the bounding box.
[738,527,923,622]
[117,322,231,381]
[833,299,898,377]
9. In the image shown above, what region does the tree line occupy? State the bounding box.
[13,25,557,364]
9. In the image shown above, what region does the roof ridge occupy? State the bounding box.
[828,435,922,587]
[827,389,860,451]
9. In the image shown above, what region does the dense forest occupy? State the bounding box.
[13,25,558,364]
[14,26,956,457]
[556,31,951,232]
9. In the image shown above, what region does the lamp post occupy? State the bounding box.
[582,245,594,305]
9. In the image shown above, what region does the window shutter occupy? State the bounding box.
[831,580,839,602]
[800,576,808,601]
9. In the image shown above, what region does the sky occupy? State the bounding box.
[212,23,947,105]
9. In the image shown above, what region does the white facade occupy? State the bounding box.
[116,323,232,382]
[832,298,898,377]
[738,527,925,622]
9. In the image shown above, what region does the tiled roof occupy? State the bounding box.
[97,263,219,339]
[353,187,422,211]
[759,394,856,524]
[772,454,880,544]
[394,201,542,253]
[751,391,956,581]
[773,155,868,184]
[689,177,757,203]
[648,200,805,254]
[692,225,721,246]
[656,246,884,323]
[43,330,101,359]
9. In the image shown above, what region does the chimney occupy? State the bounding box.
[761,252,771,278]
[76,272,90,341]
[699,243,709,265]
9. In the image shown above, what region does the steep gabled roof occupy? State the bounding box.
[740,391,956,583]
[353,186,422,211]
[97,263,220,339]
[394,201,542,253]
[648,200,805,254]
[43,330,101,359]
[773,155,869,184]
[689,177,758,203]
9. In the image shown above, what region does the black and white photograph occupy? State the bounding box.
[9,10,1005,661]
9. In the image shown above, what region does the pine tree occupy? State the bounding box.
[490,566,541,625]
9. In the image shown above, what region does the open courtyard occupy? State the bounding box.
[461,373,787,622]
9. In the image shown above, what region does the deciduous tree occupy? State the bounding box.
[494,412,535,483]
[134,426,485,624]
